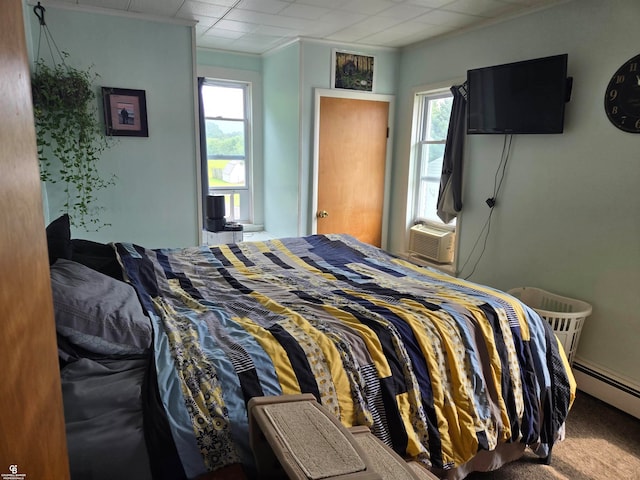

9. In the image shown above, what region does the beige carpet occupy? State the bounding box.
[465,391,640,480]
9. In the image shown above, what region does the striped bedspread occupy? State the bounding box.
[116,234,575,478]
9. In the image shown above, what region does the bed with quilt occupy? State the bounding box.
[47,216,575,480]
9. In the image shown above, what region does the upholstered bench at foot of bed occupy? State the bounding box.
[248,394,438,480]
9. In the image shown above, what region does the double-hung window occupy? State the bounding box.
[200,79,251,222]
[412,90,454,224]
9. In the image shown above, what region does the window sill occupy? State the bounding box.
[242,230,274,241]
[240,223,264,232]
[404,252,457,276]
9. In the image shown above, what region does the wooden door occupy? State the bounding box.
[0,1,70,478]
[316,95,390,247]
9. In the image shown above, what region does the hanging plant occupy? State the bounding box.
[32,54,115,231]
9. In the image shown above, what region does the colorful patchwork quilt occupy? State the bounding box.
[115,234,575,478]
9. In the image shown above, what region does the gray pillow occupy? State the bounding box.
[50,259,152,355]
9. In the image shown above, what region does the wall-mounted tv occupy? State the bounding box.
[467,54,571,134]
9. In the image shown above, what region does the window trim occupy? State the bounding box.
[196,65,263,238]
[405,79,464,271]
[200,79,252,222]
[411,87,455,226]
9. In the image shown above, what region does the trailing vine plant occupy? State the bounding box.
[32,56,115,231]
[32,3,115,231]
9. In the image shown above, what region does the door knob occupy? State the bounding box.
[317,210,329,218]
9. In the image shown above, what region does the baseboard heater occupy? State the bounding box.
[572,357,640,419]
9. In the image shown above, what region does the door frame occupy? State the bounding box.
[312,88,395,249]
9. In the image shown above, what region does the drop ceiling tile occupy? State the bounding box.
[279,3,331,20]
[360,30,416,46]
[328,16,404,43]
[195,21,217,34]
[68,0,566,54]
[225,9,318,30]
[502,0,552,4]
[407,22,455,38]
[377,3,433,20]
[177,1,229,19]
[362,21,435,44]
[189,15,220,28]
[253,24,302,37]
[443,0,514,17]
[406,0,456,7]
[384,25,453,46]
[203,27,246,39]
[80,0,132,10]
[129,0,184,16]
[349,15,406,34]
[326,22,375,42]
[215,19,259,32]
[237,0,290,15]
[316,9,368,29]
[224,9,275,24]
[231,33,285,51]
[196,0,241,7]
[302,20,355,38]
[414,8,480,26]
[238,33,289,45]
[198,35,237,49]
[339,0,400,16]
[295,0,349,8]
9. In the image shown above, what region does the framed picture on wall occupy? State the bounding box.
[331,50,375,92]
[102,87,148,137]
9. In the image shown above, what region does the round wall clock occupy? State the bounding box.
[604,53,640,133]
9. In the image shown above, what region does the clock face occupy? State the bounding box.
[604,53,640,133]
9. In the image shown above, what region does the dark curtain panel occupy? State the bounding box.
[437,82,468,224]
[197,77,208,225]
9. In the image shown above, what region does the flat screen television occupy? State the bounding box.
[467,54,570,134]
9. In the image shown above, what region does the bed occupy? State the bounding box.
[46,215,575,480]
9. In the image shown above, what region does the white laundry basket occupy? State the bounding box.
[507,287,592,365]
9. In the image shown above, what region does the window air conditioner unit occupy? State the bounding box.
[409,224,455,264]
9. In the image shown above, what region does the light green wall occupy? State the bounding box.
[28,5,197,247]
[262,43,301,237]
[197,48,261,73]
[391,0,640,382]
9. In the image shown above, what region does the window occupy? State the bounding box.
[200,79,251,222]
[412,90,453,224]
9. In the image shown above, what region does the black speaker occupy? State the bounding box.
[206,195,225,219]
[206,195,226,231]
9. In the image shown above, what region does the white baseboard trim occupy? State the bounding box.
[572,356,640,419]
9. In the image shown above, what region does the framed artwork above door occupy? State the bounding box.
[331,50,376,92]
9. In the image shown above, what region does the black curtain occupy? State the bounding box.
[436,82,468,224]
[197,77,208,224]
